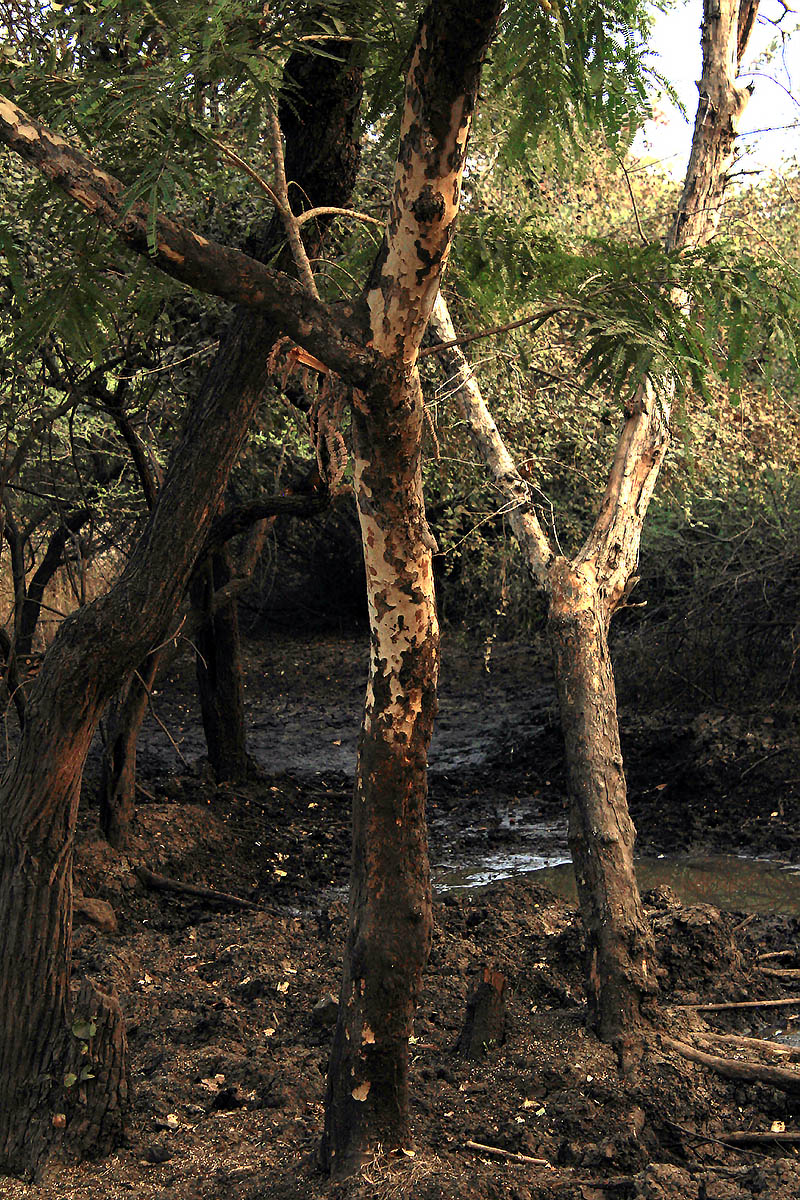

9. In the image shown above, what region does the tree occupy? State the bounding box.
[0,18,365,1173]
[427,0,760,1049]
[0,0,512,1175]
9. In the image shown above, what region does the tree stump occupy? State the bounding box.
[457,966,507,1060]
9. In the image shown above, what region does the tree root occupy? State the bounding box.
[659,1033,800,1093]
[693,1031,800,1062]
[135,866,257,909]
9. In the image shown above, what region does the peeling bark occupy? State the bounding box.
[321,0,503,1176]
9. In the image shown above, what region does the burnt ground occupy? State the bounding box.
[4,630,800,1200]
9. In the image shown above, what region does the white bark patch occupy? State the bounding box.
[365,32,473,362]
[352,1081,371,1102]
[0,99,38,142]
[358,507,432,742]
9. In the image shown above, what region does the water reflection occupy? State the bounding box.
[433,853,800,916]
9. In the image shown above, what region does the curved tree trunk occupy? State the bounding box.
[0,36,364,1178]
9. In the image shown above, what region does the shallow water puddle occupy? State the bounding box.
[434,852,800,916]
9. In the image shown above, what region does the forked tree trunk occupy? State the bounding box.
[0,38,364,1178]
[191,547,249,783]
[321,0,503,1175]
[428,0,757,1047]
[99,650,162,849]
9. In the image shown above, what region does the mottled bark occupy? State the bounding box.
[322,372,440,1175]
[321,0,503,1175]
[0,38,364,1179]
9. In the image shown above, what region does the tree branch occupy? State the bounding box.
[0,94,376,389]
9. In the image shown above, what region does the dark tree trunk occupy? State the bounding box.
[0,36,364,1177]
[17,511,91,659]
[190,548,249,783]
[99,650,162,849]
[548,561,656,1050]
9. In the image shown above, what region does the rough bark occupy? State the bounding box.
[321,0,503,1176]
[0,95,374,389]
[548,561,655,1046]
[458,967,508,1060]
[0,37,364,1179]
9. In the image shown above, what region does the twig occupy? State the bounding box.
[266,93,319,300]
[663,1117,769,1159]
[617,155,648,246]
[673,996,800,1013]
[135,781,157,803]
[135,865,257,909]
[137,674,190,770]
[758,950,795,962]
[295,206,384,229]
[720,1129,800,1144]
[465,1141,551,1166]
[418,304,570,359]
[761,967,800,980]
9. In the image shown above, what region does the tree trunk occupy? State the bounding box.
[321,376,439,1175]
[0,35,364,1178]
[548,561,655,1047]
[0,738,128,1176]
[320,0,503,1174]
[99,650,162,849]
[190,548,249,783]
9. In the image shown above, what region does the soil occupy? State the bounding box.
[3,631,800,1200]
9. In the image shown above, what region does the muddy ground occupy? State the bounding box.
[4,631,800,1200]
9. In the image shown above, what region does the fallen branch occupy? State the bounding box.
[660,1034,800,1093]
[136,865,257,909]
[761,967,800,980]
[694,1032,800,1061]
[758,950,795,962]
[465,1140,550,1166]
[673,996,800,1013]
[719,1129,800,1145]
